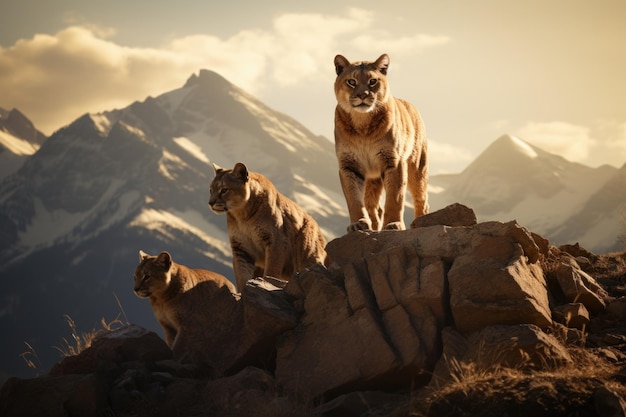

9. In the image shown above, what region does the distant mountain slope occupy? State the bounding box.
[429,134,623,252]
[547,162,626,252]
[0,108,47,180]
[0,70,347,382]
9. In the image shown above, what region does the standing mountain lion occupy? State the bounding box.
[134,250,237,360]
[209,162,327,291]
[333,53,429,231]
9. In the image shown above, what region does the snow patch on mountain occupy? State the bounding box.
[91,114,113,135]
[18,181,137,252]
[19,198,88,248]
[156,84,193,114]
[232,90,313,154]
[509,135,538,159]
[174,136,211,164]
[0,130,39,156]
[129,208,231,264]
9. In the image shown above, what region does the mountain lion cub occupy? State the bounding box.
[334,53,429,231]
[134,250,236,358]
[209,162,327,291]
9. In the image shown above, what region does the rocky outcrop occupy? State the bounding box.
[2,204,624,417]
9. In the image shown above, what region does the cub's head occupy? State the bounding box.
[334,54,391,114]
[134,250,173,298]
[208,162,250,214]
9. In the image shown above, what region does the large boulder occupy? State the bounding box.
[556,259,608,315]
[49,324,172,376]
[276,213,552,398]
[448,244,551,333]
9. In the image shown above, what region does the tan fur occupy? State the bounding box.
[134,250,236,358]
[209,162,327,291]
[333,53,429,231]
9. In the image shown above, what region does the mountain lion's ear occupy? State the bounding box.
[156,251,172,270]
[334,55,351,76]
[212,163,224,175]
[139,250,150,262]
[375,54,390,75]
[232,162,249,182]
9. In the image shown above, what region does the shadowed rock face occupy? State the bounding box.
[275,206,555,397]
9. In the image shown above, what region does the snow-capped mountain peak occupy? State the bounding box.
[0,108,47,179]
[430,135,622,252]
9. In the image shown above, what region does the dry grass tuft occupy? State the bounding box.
[53,314,124,357]
[20,293,129,374]
[410,344,623,417]
[19,342,42,377]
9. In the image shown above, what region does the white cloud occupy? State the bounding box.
[516,121,593,162]
[428,140,474,174]
[0,9,450,135]
[488,119,510,132]
[589,120,626,167]
[351,33,451,56]
[517,120,626,168]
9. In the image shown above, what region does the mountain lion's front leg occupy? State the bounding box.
[231,240,256,291]
[382,162,408,230]
[263,240,288,280]
[339,160,371,231]
[364,177,383,231]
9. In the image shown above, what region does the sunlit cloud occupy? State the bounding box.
[428,140,474,174]
[516,121,593,162]
[488,119,510,132]
[351,33,451,56]
[516,120,626,168]
[0,8,449,135]
[589,120,626,167]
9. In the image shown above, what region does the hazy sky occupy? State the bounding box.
[1,0,625,173]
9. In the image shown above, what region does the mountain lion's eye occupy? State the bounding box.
[346,79,357,88]
[142,274,150,282]
[369,79,378,87]
[220,188,229,195]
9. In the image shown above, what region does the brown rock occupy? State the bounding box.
[556,261,607,314]
[594,385,626,417]
[429,327,470,387]
[235,277,298,366]
[204,366,277,412]
[552,303,590,330]
[465,324,572,369]
[410,203,477,228]
[151,276,297,375]
[49,324,172,376]
[559,242,598,261]
[277,240,442,398]
[312,390,409,416]
[448,249,552,334]
[327,220,540,267]
[606,297,626,320]
[0,374,108,417]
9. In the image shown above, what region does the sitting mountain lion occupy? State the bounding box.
[134,250,237,359]
[333,53,429,231]
[209,162,327,291]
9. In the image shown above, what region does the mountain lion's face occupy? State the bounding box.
[209,163,250,214]
[134,251,172,298]
[334,54,390,114]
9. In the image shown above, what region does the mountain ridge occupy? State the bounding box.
[0,108,47,180]
[0,69,347,383]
